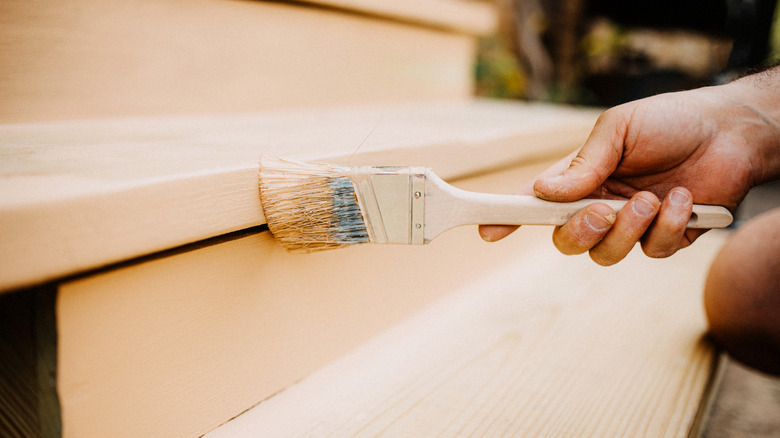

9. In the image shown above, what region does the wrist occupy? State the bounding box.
[720,68,780,185]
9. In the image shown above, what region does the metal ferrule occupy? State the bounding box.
[350,166,427,245]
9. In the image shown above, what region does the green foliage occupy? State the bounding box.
[474,36,527,99]
[770,0,780,62]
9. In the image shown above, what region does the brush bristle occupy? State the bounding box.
[259,157,370,252]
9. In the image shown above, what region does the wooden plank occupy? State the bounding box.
[205,230,729,438]
[298,0,497,34]
[0,102,601,291]
[0,0,476,123]
[55,161,561,438]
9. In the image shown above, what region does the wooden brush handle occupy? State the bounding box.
[424,172,733,239]
[454,194,733,229]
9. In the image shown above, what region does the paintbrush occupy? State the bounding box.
[258,156,733,252]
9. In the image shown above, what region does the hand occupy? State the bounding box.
[480,79,779,265]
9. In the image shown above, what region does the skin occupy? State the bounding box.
[479,67,780,374]
[704,207,780,375]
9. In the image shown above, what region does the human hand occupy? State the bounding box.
[480,79,779,265]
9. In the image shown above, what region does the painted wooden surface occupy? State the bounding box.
[56,161,560,438]
[303,0,496,34]
[206,229,729,438]
[56,161,728,437]
[0,0,487,124]
[0,102,601,291]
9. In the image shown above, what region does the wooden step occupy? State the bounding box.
[0,0,495,124]
[0,101,601,291]
[205,228,728,437]
[0,100,730,436]
[53,161,562,437]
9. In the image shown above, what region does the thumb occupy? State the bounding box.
[533,108,627,202]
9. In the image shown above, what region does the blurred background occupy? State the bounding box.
[475,0,780,106]
[474,0,780,254]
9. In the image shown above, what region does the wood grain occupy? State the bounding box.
[0,102,601,291]
[206,229,729,438]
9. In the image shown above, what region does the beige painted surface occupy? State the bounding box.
[56,159,728,437]
[0,102,601,291]
[0,0,478,123]
[56,161,557,438]
[305,0,497,34]
[207,229,729,437]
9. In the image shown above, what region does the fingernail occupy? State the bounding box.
[669,190,690,205]
[632,197,656,217]
[584,212,615,232]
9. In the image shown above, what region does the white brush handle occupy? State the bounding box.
[423,172,733,242]
[446,193,730,227]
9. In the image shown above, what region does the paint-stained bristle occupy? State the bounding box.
[259,157,370,252]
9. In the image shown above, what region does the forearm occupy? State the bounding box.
[720,66,780,185]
